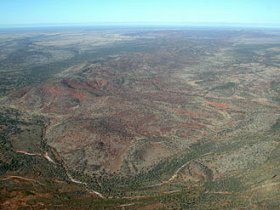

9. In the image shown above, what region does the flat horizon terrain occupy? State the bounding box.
[0,26,280,209]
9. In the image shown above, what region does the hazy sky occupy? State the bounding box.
[1,0,280,27]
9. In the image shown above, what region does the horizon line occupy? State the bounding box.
[1,22,280,30]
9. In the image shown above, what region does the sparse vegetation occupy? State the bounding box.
[1,28,280,209]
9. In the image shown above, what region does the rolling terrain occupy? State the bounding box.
[1,27,280,209]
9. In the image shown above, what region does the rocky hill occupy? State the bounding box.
[1,28,280,209]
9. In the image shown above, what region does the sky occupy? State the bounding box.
[0,0,280,27]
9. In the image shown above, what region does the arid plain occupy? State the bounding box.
[1,27,280,209]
